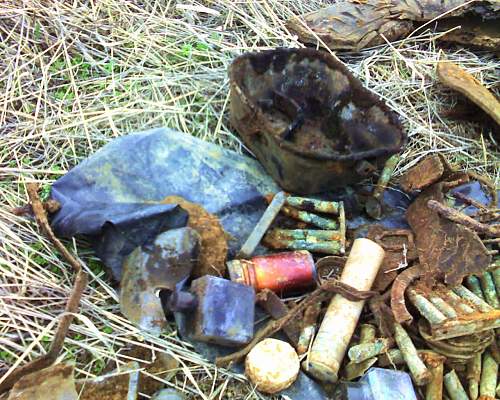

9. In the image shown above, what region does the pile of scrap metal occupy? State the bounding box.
[3,2,499,399]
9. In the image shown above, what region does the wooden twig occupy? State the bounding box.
[0,184,88,394]
[215,279,376,368]
[427,200,500,237]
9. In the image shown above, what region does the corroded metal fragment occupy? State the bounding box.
[368,225,417,292]
[120,228,201,335]
[366,154,401,219]
[257,289,300,347]
[391,264,422,323]
[437,61,500,127]
[162,196,227,277]
[399,154,448,193]
[285,196,340,215]
[436,16,500,52]
[287,1,413,51]
[297,302,322,355]
[406,183,491,286]
[347,338,390,363]
[421,351,446,400]
[343,324,378,381]
[394,322,431,386]
[444,370,469,400]
[480,352,498,399]
[229,48,405,194]
[287,0,498,51]
[7,364,78,400]
[467,352,481,400]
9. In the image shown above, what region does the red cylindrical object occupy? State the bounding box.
[226,251,316,294]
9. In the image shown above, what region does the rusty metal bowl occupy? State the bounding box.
[229,48,406,194]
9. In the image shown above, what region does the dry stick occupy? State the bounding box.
[215,280,376,368]
[0,184,88,394]
[427,200,500,237]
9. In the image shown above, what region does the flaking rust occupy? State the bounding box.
[367,225,417,292]
[406,183,491,286]
[411,282,500,341]
[120,227,201,335]
[287,0,499,51]
[399,154,450,193]
[163,196,228,278]
[229,48,405,194]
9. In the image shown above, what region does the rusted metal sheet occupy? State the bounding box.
[406,183,491,286]
[229,48,406,194]
[287,0,499,51]
[256,289,301,347]
[437,61,500,127]
[399,154,448,193]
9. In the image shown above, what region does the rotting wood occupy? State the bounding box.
[0,183,88,394]
[215,278,377,368]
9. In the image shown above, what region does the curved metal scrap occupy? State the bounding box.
[120,227,201,336]
[406,183,491,286]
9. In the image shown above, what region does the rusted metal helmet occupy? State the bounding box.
[229,48,406,194]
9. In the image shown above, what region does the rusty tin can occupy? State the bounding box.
[227,250,316,294]
[228,48,406,194]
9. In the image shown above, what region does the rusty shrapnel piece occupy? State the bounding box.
[229,48,406,194]
[409,283,500,341]
[406,183,491,286]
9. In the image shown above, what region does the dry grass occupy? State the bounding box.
[0,0,498,399]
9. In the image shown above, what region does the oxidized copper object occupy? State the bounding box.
[229,48,406,194]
